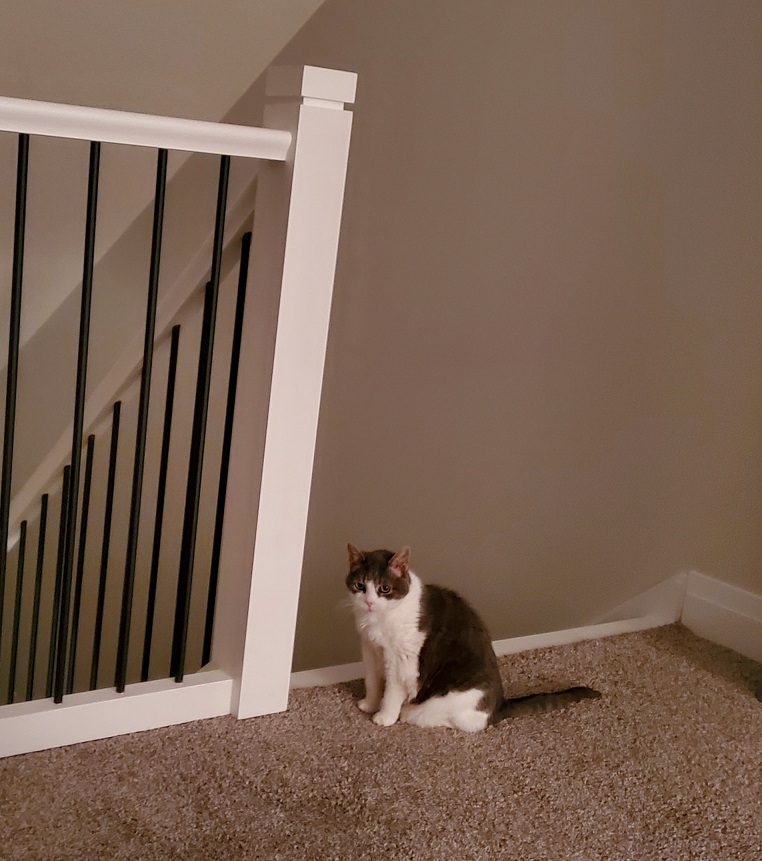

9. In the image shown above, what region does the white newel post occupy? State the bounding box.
[211,66,356,719]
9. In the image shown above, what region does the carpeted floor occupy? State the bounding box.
[1,624,761,861]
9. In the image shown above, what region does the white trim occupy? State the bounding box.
[0,96,291,159]
[0,670,233,759]
[219,67,356,720]
[289,616,664,690]
[291,661,365,689]
[491,616,665,656]
[682,572,762,662]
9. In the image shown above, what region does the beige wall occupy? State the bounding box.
[243,0,762,671]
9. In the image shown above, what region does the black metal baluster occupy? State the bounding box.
[0,134,29,652]
[141,324,180,682]
[202,231,251,666]
[7,521,27,703]
[66,434,95,694]
[26,493,48,701]
[54,140,100,705]
[90,401,120,690]
[114,149,168,693]
[47,466,71,698]
[171,155,230,683]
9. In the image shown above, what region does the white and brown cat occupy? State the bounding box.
[346,544,600,732]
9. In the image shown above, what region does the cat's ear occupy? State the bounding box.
[347,543,364,567]
[388,546,410,578]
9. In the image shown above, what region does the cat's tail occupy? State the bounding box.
[495,686,601,723]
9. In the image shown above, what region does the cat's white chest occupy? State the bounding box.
[363,606,422,655]
[356,574,425,662]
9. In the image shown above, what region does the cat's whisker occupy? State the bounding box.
[338,595,356,614]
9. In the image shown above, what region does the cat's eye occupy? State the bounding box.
[379,584,391,594]
[353,582,366,592]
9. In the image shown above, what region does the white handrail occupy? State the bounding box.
[0,96,292,160]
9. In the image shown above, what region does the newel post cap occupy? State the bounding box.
[265,65,357,106]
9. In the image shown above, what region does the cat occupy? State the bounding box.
[346,544,601,731]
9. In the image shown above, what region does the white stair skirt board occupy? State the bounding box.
[289,615,664,690]
[0,670,233,759]
[594,571,688,627]
[682,572,762,663]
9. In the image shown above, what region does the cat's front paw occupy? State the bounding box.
[372,710,399,727]
[357,698,379,714]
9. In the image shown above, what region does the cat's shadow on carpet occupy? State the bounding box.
[339,679,364,701]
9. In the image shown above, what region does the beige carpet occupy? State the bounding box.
[1,624,761,861]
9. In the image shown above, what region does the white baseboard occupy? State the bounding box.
[682,572,762,662]
[290,661,365,689]
[594,570,761,663]
[491,616,665,656]
[289,571,762,692]
[289,615,664,690]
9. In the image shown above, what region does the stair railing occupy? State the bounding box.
[0,64,356,757]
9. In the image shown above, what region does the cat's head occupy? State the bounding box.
[346,544,411,614]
